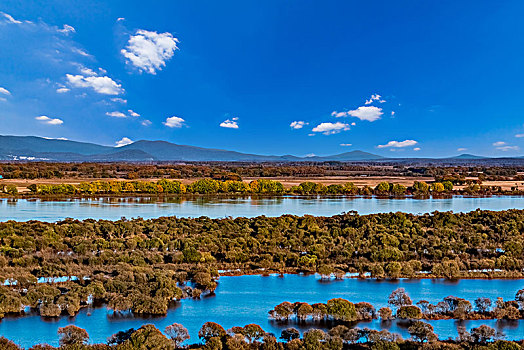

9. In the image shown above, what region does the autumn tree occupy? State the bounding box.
[198,322,226,343]
[470,325,496,344]
[280,328,300,342]
[57,325,89,346]
[388,288,412,308]
[165,323,190,347]
[408,321,437,342]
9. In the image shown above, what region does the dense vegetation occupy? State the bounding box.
[269,288,524,322]
[0,321,522,349]
[0,161,522,181]
[0,210,524,319]
[3,178,524,197]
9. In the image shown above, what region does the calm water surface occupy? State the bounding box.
[1,195,524,222]
[0,275,522,347]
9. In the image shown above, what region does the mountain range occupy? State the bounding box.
[0,135,385,162]
[0,135,520,162]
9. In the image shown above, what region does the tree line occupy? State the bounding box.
[2,178,522,197]
[0,320,522,349]
[268,288,524,323]
[1,161,523,182]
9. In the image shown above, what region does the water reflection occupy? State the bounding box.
[1,195,524,222]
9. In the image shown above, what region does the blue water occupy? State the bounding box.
[0,275,522,347]
[1,195,524,222]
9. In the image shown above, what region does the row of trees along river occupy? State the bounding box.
[2,178,524,196]
[0,320,522,349]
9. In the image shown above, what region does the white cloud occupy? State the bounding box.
[413,147,421,151]
[35,116,63,125]
[492,141,519,152]
[128,109,140,117]
[141,119,152,126]
[457,147,467,152]
[106,111,127,118]
[340,143,352,147]
[56,87,70,93]
[58,24,75,34]
[220,118,239,129]
[312,122,350,135]
[117,17,125,22]
[121,29,179,74]
[496,145,520,152]
[66,73,123,95]
[377,140,418,148]
[43,137,68,140]
[164,116,185,128]
[290,121,308,129]
[72,48,91,57]
[331,111,346,118]
[515,134,524,138]
[115,137,133,147]
[1,12,22,24]
[111,97,127,104]
[391,111,395,117]
[332,106,383,122]
[0,87,11,95]
[80,67,97,76]
[364,94,384,105]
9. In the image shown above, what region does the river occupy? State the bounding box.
[1,195,524,222]
[0,275,522,347]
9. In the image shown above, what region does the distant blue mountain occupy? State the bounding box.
[447,153,488,160]
[0,135,385,162]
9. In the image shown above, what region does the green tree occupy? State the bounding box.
[5,185,18,195]
[442,181,454,191]
[412,181,429,195]
[302,329,326,350]
[326,298,357,321]
[375,182,391,195]
[431,182,445,193]
[396,305,422,319]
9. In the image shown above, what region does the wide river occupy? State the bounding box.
[1,195,524,222]
[0,275,522,347]
[1,196,523,347]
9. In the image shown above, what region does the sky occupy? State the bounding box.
[1,0,524,158]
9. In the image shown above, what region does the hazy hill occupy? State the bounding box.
[0,135,386,162]
[448,153,488,160]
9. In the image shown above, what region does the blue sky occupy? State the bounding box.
[1,0,524,157]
